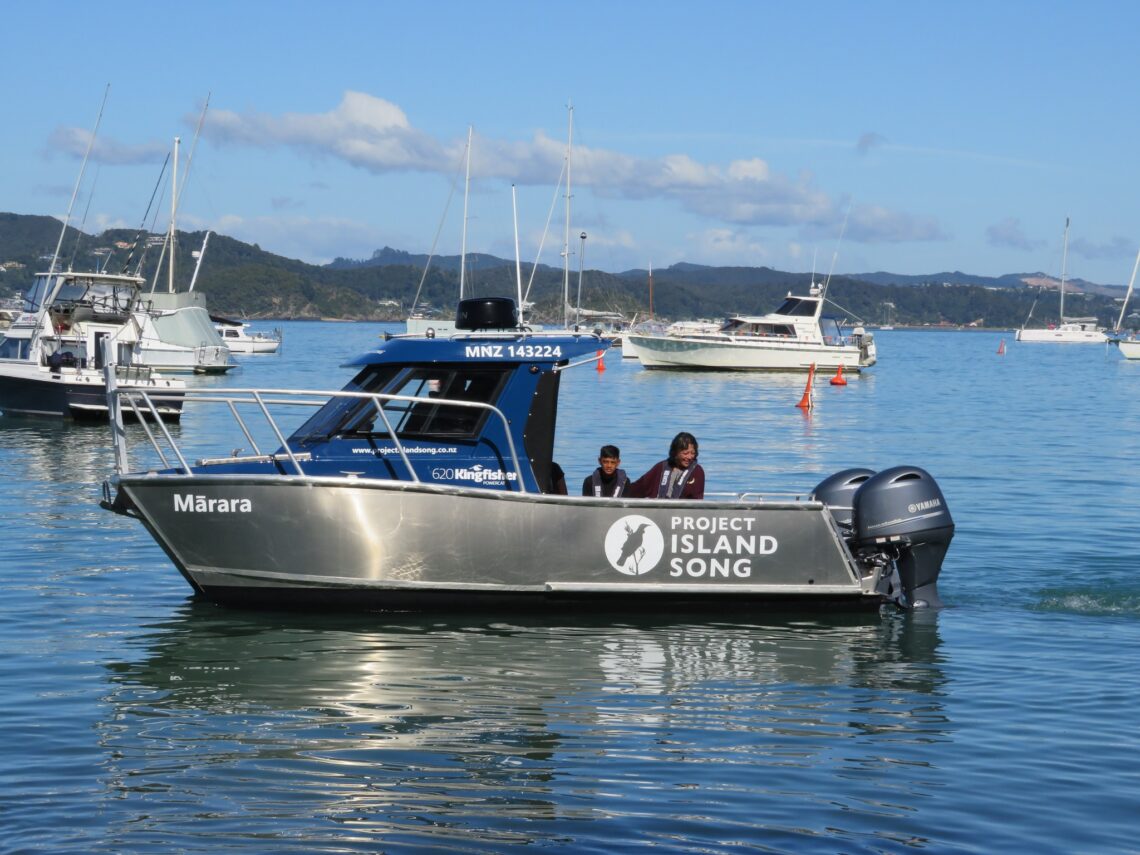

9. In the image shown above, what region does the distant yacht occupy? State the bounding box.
[626,282,876,372]
[1016,218,1108,344]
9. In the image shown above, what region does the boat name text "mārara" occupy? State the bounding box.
[173,494,253,513]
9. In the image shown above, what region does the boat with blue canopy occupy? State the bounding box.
[100,297,952,613]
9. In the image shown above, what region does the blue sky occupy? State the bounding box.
[5,1,1140,285]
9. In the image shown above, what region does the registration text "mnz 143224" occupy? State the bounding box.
[464,344,562,359]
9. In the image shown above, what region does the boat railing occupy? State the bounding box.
[706,490,821,504]
[105,380,528,490]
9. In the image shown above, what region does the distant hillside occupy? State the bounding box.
[850,268,1124,298]
[0,212,1133,329]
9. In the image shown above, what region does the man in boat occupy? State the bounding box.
[548,461,568,495]
[626,432,705,500]
[582,445,629,497]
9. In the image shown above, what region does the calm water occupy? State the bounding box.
[3,324,1139,853]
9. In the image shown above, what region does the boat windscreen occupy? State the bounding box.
[774,297,820,317]
[381,366,510,438]
[291,364,511,443]
[289,365,403,441]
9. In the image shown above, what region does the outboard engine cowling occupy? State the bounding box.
[852,466,954,609]
[812,468,876,531]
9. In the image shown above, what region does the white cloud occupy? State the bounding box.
[855,132,887,155]
[210,213,384,265]
[986,217,1042,251]
[47,126,168,166]
[844,205,947,244]
[689,228,771,264]
[1070,235,1136,262]
[208,92,452,173]
[114,91,946,253]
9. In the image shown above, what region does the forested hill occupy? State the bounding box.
[0,212,1131,329]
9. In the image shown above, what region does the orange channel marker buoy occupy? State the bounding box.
[997,339,1006,355]
[796,363,816,409]
[596,349,606,372]
[830,364,847,386]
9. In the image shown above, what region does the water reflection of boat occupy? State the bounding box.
[108,607,947,718]
[102,297,952,612]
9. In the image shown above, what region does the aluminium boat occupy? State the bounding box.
[626,285,876,372]
[100,297,951,612]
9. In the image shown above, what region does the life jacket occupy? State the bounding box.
[656,463,696,499]
[590,468,629,497]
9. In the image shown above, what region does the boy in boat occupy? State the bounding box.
[626,432,705,499]
[582,445,629,497]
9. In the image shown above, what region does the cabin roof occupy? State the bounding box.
[343,331,610,368]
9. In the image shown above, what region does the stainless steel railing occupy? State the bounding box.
[105,378,529,492]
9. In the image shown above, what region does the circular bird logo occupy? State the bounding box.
[604,515,665,576]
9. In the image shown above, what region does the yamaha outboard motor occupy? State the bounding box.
[811,467,876,532]
[851,466,954,609]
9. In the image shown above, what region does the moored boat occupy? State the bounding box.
[100,297,951,613]
[213,318,282,354]
[0,270,184,420]
[1016,218,1109,344]
[627,284,876,372]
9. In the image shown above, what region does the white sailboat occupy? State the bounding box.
[1110,247,1140,359]
[135,133,235,374]
[1016,219,1108,343]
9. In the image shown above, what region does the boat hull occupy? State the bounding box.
[0,360,184,420]
[1015,327,1107,343]
[1115,338,1140,359]
[113,475,884,611]
[627,333,872,371]
[136,341,234,373]
[225,339,279,355]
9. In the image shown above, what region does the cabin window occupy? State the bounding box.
[386,366,510,438]
[0,335,27,360]
[289,365,403,441]
[291,364,510,443]
[774,297,819,317]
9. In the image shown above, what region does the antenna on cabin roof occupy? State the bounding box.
[821,201,853,299]
[48,83,110,277]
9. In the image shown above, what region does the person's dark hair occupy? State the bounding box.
[668,432,698,467]
[599,444,620,459]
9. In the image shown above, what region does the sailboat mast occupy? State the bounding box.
[48,84,109,278]
[1059,217,1069,321]
[459,125,472,301]
[562,104,573,329]
[189,231,211,292]
[33,85,110,354]
[576,231,586,327]
[169,136,179,294]
[648,262,654,318]
[1115,247,1140,332]
[512,184,524,323]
